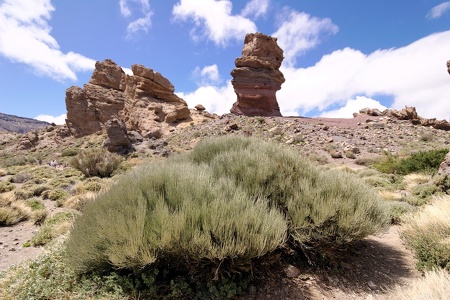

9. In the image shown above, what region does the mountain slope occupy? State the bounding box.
[0,112,49,133]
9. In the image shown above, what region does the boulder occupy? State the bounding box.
[230,33,285,117]
[65,59,190,138]
[447,60,450,75]
[438,151,450,175]
[103,118,132,153]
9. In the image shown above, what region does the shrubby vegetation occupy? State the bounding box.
[373,149,448,175]
[64,136,387,297]
[69,148,123,178]
[401,196,450,271]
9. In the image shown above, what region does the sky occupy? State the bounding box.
[0,0,449,125]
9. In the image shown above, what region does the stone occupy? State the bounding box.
[359,107,384,116]
[285,265,300,278]
[438,151,450,175]
[103,118,132,153]
[447,60,450,74]
[195,104,206,111]
[230,33,285,117]
[65,59,190,138]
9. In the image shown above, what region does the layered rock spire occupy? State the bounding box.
[230,33,285,117]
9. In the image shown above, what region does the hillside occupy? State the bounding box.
[0,107,450,299]
[0,112,49,133]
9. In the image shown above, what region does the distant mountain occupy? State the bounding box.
[0,113,50,133]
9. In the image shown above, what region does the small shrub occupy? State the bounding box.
[31,185,50,196]
[0,199,31,226]
[70,148,123,178]
[9,173,32,183]
[44,188,69,201]
[31,211,79,246]
[61,148,79,157]
[411,183,440,200]
[26,198,45,211]
[0,182,15,193]
[382,200,415,224]
[13,189,33,200]
[401,196,450,271]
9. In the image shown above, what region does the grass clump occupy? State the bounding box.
[389,269,450,300]
[70,148,123,178]
[0,182,15,193]
[0,195,31,226]
[401,196,450,271]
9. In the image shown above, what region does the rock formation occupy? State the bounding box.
[359,106,450,131]
[230,33,285,117]
[103,118,132,153]
[447,60,450,74]
[65,59,190,138]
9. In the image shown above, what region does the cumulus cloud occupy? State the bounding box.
[241,0,269,19]
[177,81,235,114]
[273,10,338,67]
[0,0,95,81]
[426,1,450,19]
[119,0,153,37]
[319,96,387,118]
[278,30,450,120]
[172,0,257,46]
[192,64,222,86]
[35,113,66,125]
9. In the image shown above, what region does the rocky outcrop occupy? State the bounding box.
[447,60,450,74]
[65,59,190,138]
[230,33,285,117]
[359,106,450,131]
[103,118,132,153]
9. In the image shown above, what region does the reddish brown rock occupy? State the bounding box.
[65,59,190,138]
[230,33,285,117]
[103,118,132,153]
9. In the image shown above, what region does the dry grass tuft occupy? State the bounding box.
[389,269,450,300]
[404,173,431,189]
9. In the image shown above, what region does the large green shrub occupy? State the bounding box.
[66,136,387,287]
[373,149,448,175]
[66,161,286,275]
[186,136,388,249]
[69,148,122,178]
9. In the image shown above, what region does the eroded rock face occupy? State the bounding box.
[359,106,450,131]
[65,59,190,138]
[230,33,285,117]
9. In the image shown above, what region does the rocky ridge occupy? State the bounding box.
[0,113,49,134]
[230,33,285,117]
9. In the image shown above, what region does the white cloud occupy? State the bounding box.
[172,0,257,46]
[272,10,338,67]
[319,96,387,118]
[0,0,95,81]
[278,30,450,120]
[119,0,153,38]
[241,0,269,19]
[426,1,450,19]
[192,64,221,86]
[35,113,66,125]
[177,81,235,114]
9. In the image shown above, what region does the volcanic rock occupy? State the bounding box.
[103,118,132,153]
[65,59,190,138]
[230,33,285,117]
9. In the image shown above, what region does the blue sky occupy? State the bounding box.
[0,0,449,124]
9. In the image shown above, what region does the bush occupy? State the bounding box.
[0,198,31,226]
[66,160,286,276]
[31,211,79,246]
[186,136,388,250]
[373,149,448,175]
[401,196,450,271]
[70,148,123,178]
[0,182,15,193]
[61,148,79,157]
